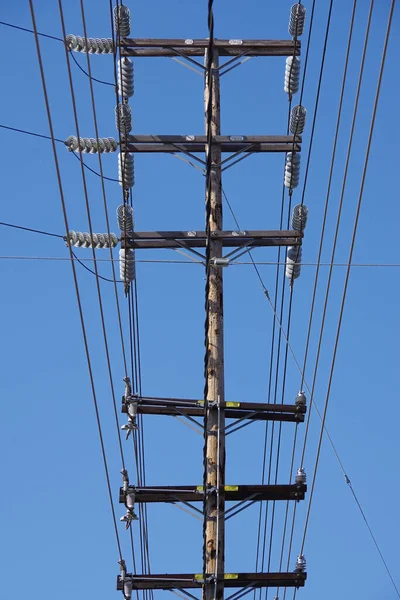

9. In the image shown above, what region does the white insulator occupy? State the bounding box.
[289,4,306,37]
[120,248,136,284]
[284,152,301,189]
[117,204,134,232]
[295,390,306,406]
[115,104,133,135]
[64,136,117,154]
[114,5,131,38]
[285,245,302,281]
[126,492,136,510]
[290,105,307,135]
[118,57,134,98]
[118,153,135,188]
[292,204,308,232]
[68,231,118,249]
[284,56,301,95]
[123,579,133,600]
[66,34,114,54]
[294,554,306,573]
[295,467,306,485]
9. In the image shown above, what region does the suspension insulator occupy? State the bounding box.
[290,105,307,135]
[284,56,301,95]
[295,467,306,485]
[294,554,306,573]
[120,248,136,284]
[295,390,306,406]
[285,245,302,281]
[118,57,134,99]
[284,152,301,189]
[65,34,114,54]
[115,104,133,135]
[68,231,118,249]
[289,4,306,37]
[114,5,131,38]
[65,136,117,154]
[292,204,308,232]
[117,204,134,232]
[118,153,135,188]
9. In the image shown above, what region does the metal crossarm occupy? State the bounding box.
[116,572,307,591]
[119,483,307,504]
[121,396,306,423]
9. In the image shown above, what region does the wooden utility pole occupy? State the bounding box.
[204,49,225,600]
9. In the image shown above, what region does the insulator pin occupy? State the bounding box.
[120,248,136,284]
[295,467,306,485]
[284,152,301,189]
[292,204,308,232]
[66,34,114,54]
[285,246,302,281]
[294,554,306,573]
[290,105,307,135]
[114,5,131,38]
[68,231,118,249]
[295,390,306,406]
[115,104,132,135]
[118,153,135,188]
[118,57,134,99]
[289,4,306,37]
[65,136,117,154]
[284,56,301,95]
[117,204,134,232]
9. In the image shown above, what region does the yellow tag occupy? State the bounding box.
[225,485,239,492]
[196,486,204,492]
[194,574,203,581]
[226,402,241,408]
[197,401,205,406]
[225,574,239,580]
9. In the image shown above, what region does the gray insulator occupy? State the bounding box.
[68,231,118,249]
[289,4,306,37]
[290,105,307,135]
[114,5,131,38]
[115,104,133,135]
[295,467,306,485]
[65,136,117,154]
[284,56,301,95]
[285,245,302,281]
[284,152,301,189]
[66,34,114,54]
[119,248,136,284]
[126,492,136,510]
[117,204,134,232]
[294,554,306,573]
[118,57,134,98]
[295,390,306,406]
[292,204,308,232]
[118,153,135,188]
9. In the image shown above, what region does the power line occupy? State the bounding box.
[29,0,124,561]
[0,20,114,86]
[0,123,120,182]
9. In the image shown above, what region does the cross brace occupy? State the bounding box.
[121,230,302,250]
[118,38,300,57]
[117,573,307,591]
[121,396,306,423]
[119,484,307,504]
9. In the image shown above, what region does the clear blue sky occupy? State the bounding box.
[0,1,399,599]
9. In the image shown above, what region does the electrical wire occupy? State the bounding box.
[0,20,114,85]
[295,1,396,591]
[28,0,124,562]
[58,0,127,499]
[0,123,120,182]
